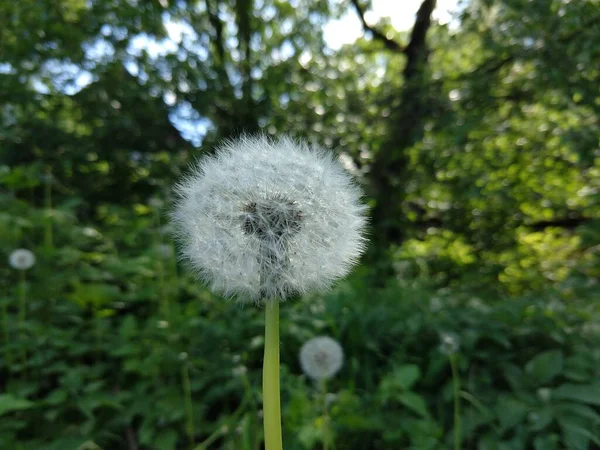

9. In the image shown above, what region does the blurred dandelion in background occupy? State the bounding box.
[439,332,460,355]
[8,249,36,271]
[300,336,344,380]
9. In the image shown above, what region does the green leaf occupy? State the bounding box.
[154,429,178,450]
[69,282,120,308]
[394,365,421,390]
[559,417,600,449]
[503,364,526,391]
[555,403,600,424]
[529,408,554,432]
[0,394,35,416]
[44,389,68,406]
[398,392,430,418]
[553,384,600,405]
[496,395,528,431]
[525,350,564,385]
[534,434,560,450]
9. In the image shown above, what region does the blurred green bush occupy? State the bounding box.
[1,183,598,450]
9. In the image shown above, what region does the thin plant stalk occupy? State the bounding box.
[18,270,28,375]
[157,257,170,318]
[320,379,331,450]
[450,353,461,450]
[44,167,53,252]
[182,362,195,449]
[154,209,171,319]
[263,300,282,450]
[18,271,27,331]
[1,292,12,364]
[194,377,253,450]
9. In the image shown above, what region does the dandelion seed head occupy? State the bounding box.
[299,336,344,380]
[9,249,36,270]
[171,135,368,301]
[439,332,460,355]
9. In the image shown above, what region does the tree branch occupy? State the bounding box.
[527,216,592,232]
[403,0,437,78]
[125,426,139,450]
[206,0,226,65]
[349,0,404,53]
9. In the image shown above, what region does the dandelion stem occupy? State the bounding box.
[182,363,195,449]
[320,379,330,450]
[450,353,461,450]
[18,271,26,331]
[44,167,53,252]
[1,291,11,364]
[263,300,282,450]
[18,270,28,376]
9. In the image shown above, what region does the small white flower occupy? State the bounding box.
[439,332,460,355]
[9,249,36,270]
[300,336,344,380]
[171,135,367,301]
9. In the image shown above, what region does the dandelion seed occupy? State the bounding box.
[9,249,36,271]
[300,336,344,380]
[171,135,367,301]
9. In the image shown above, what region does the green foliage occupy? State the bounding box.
[1,189,599,449]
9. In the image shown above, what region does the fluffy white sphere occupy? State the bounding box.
[299,336,344,380]
[171,135,367,301]
[9,249,36,270]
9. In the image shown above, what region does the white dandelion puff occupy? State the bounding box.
[439,332,460,355]
[9,249,36,271]
[299,336,344,380]
[171,135,368,301]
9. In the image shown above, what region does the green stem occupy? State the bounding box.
[44,167,53,252]
[18,271,27,376]
[194,382,252,450]
[263,301,282,450]
[157,257,170,318]
[1,290,11,365]
[182,363,195,449]
[450,353,461,450]
[320,379,330,450]
[18,271,26,331]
